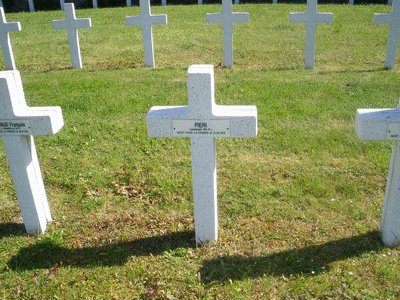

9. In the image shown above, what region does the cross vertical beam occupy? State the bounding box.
[0,8,21,70]
[206,0,249,68]
[126,0,167,68]
[60,0,65,10]
[52,3,92,69]
[147,65,257,244]
[289,0,333,69]
[93,0,98,8]
[127,0,132,6]
[28,0,35,12]
[374,0,400,69]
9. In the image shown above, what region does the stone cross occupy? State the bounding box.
[147,65,257,244]
[52,3,92,69]
[289,0,333,69]
[0,8,21,70]
[206,0,249,68]
[374,0,400,69]
[355,101,400,247]
[0,70,63,234]
[127,0,132,6]
[0,0,3,8]
[60,0,64,10]
[93,0,98,8]
[126,0,167,68]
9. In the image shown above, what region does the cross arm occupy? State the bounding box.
[213,105,257,137]
[373,14,392,25]
[52,19,67,30]
[206,13,223,24]
[147,106,189,137]
[0,71,64,136]
[355,108,400,140]
[289,12,308,23]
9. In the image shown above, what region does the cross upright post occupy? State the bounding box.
[127,0,132,6]
[0,8,21,70]
[206,0,249,68]
[289,0,333,69]
[0,0,3,8]
[0,70,63,234]
[374,0,400,69]
[28,0,35,12]
[93,0,98,8]
[355,101,400,247]
[52,3,92,69]
[147,65,257,244]
[126,0,167,68]
[60,0,65,10]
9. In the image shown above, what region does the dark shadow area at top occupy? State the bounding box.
[6,230,196,270]
[199,230,385,283]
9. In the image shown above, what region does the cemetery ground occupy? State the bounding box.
[0,3,400,299]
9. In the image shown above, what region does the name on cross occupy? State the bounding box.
[147,65,257,244]
[0,70,63,234]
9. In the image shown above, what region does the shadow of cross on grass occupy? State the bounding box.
[199,231,384,283]
[6,230,196,270]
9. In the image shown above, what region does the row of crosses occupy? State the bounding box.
[2,0,400,70]
[0,0,393,11]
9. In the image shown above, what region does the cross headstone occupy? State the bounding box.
[126,0,167,68]
[60,0,65,10]
[0,0,3,8]
[0,70,63,234]
[52,3,92,69]
[355,101,400,247]
[28,0,35,12]
[93,0,98,8]
[273,0,278,4]
[127,0,132,6]
[147,65,257,244]
[289,0,333,69]
[206,0,249,68]
[162,0,166,6]
[374,0,400,69]
[0,8,21,70]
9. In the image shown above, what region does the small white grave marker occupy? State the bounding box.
[147,65,257,244]
[355,101,400,247]
[289,0,333,69]
[0,0,3,8]
[52,3,92,69]
[126,0,167,68]
[206,0,249,68]
[60,0,64,10]
[127,0,132,6]
[0,70,63,234]
[374,0,400,69]
[93,0,98,8]
[0,8,21,70]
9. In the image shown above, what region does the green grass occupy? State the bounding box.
[0,3,400,299]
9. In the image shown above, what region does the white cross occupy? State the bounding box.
[355,101,400,247]
[289,0,333,69]
[126,0,167,68]
[0,0,3,8]
[0,8,21,70]
[206,0,249,68]
[0,71,63,234]
[60,0,64,10]
[147,65,257,244]
[127,0,132,6]
[52,3,91,69]
[374,0,400,69]
[93,0,98,8]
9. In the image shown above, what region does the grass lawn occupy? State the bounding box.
[0,3,400,299]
